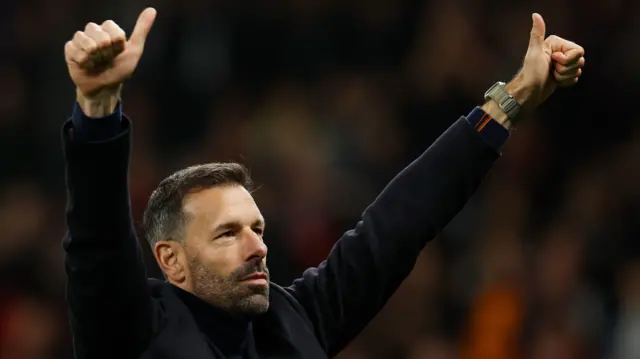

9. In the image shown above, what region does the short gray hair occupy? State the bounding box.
[142,163,253,249]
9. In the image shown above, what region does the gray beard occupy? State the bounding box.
[188,257,270,317]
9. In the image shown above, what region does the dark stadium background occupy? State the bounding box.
[0,0,639,358]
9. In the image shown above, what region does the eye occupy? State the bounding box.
[216,230,235,239]
[253,228,264,236]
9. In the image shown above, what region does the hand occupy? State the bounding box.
[64,8,157,117]
[509,13,585,109]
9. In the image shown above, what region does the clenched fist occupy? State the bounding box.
[513,13,585,108]
[65,8,156,117]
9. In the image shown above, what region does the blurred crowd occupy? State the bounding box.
[0,0,639,358]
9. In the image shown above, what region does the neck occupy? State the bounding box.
[171,284,250,356]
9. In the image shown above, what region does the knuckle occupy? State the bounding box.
[102,19,116,27]
[73,31,84,40]
[64,41,75,57]
[110,31,126,44]
[87,30,110,47]
[97,38,112,48]
[85,22,99,31]
[85,41,97,52]
[101,20,126,42]
[102,20,123,33]
[115,29,126,40]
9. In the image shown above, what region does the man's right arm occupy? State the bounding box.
[63,103,156,359]
[62,9,157,357]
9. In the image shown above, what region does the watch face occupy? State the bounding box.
[485,89,496,100]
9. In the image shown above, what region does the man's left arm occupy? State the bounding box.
[286,103,503,355]
[286,13,585,356]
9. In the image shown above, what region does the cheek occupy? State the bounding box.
[194,245,244,277]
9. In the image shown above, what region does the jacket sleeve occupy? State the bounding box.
[62,116,156,359]
[286,117,501,356]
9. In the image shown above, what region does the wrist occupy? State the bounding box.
[505,73,535,109]
[481,100,512,130]
[76,86,121,118]
[481,75,536,129]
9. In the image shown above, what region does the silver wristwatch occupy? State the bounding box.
[484,82,520,120]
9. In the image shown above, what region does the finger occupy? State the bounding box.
[71,31,97,69]
[546,36,584,62]
[101,20,127,57]
[554,68,582,82]
[528,13,546,49]
[128,7,157,49]
[551,52,567,64]
[551,48,584,66]
[557,77,579,88]
[551,51,584,66]
[554,58,584,75]
[65,40,92,67]
[564,47,584,62]
[545,35,582,53]
[84,22,113,65]
[72,31,97,53]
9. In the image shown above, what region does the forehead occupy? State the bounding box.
[182,185,263,225]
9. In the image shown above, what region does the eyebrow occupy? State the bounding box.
[212,219,265,234]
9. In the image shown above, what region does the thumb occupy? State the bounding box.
[128,7,157,49]
[528,13,546,49]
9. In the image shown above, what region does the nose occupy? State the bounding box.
[243,228,268,260]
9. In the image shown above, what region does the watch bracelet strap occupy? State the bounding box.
[485,82,521,122]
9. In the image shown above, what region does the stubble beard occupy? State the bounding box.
[188,257,270,317]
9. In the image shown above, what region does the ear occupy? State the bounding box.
[154,240,187,283]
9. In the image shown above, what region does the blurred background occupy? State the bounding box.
[1,0,640,358]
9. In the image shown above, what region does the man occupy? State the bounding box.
[62,7,585,359]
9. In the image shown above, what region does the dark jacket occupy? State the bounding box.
[62,111,501,359]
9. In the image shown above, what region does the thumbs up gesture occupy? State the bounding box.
[65,8,157,116]
[515,13,585,108]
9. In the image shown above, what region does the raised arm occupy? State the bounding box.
[286,13,586,356]
[62,9,158,359]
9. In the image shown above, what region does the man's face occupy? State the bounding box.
[181,185,269,317]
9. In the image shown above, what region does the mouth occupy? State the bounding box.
[241,272,268,286]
